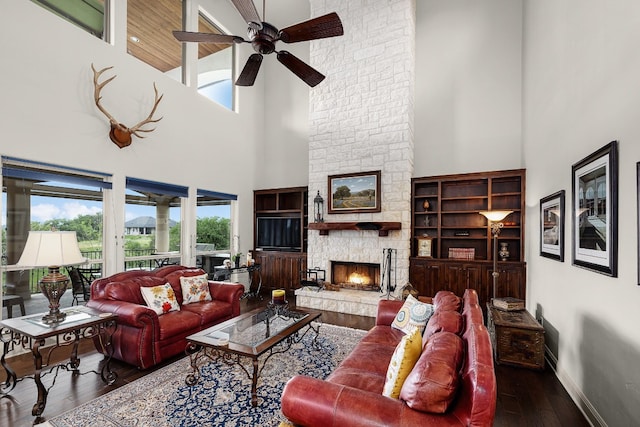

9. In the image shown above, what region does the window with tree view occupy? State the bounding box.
[1,157,109,296]
[195,189,235,271]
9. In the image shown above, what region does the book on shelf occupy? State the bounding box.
[448,247,475,260]
[493,297,525,311]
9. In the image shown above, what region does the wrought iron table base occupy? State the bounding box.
[0,319,118,418]
[185,320,321,407]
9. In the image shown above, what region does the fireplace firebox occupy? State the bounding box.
[331,261,380,291]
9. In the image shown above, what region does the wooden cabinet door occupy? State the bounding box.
[441,263,465,294]
[485,263,525,301]
[409,259,442,296]
[253,251,306,295]
[440,262,486,301]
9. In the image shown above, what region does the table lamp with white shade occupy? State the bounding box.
[479,210,513,302]
[17,231,86,324]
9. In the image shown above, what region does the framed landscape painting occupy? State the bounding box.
[540,190,565,261]
[328,171,381,214]
[571,141,618,276]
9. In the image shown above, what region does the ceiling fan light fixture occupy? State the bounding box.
[172,0,343,87]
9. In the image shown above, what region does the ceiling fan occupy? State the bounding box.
[173,0,343,87]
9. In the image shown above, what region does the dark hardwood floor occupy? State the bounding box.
[0,296,589,427]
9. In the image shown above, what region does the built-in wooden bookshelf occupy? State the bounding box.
[409,169,526,309]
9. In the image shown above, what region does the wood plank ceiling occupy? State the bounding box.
[127,0,229,73]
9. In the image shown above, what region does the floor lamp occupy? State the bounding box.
[479,210,513,303]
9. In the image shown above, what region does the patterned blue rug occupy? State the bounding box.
[42,323,365,427]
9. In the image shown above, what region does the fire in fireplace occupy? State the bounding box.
[331,261,380,291]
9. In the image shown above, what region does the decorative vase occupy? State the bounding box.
[499,242,510,261]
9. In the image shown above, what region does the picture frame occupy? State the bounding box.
[328,170,381,214]
[540,190,565,261]
[417,237,434,258]
[637,162,640,285]
[571,141,618,276]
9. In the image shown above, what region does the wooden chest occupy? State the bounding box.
[487,303,545,370]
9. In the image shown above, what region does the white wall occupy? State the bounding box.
[523,1,640,425]
[414,0,524,177]
[258,0,312,190]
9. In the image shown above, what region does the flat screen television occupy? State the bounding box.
[256,217,302,251]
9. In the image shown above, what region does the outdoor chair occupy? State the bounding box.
[68,266,99,305]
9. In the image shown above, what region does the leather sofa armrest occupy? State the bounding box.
[282,376,432,427]
[87,299,158,329]
[208,281,245,315]
[376,299,404,325]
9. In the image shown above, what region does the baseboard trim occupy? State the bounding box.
[545,346,606,427]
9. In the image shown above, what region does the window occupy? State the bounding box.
[124,177,186,270]
[195,189,236,271]
[32,0,106,39]
[2,157,110,294]
[196,12,235,110]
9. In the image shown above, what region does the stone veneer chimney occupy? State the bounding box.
[307,0,415,295]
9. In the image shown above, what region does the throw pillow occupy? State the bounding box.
[140,283,181,315]
[382,327,423,399]
[180,273,212,305]
[391,294,434,334]
[399,331,464,413]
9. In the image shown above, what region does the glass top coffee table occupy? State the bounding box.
[185,305,322,407]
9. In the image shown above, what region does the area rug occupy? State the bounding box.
[40,323,366,427]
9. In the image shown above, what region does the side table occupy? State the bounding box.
[486,302,545,370]
[212,264,263,299]
[0,306,118,419]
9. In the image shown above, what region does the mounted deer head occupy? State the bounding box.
[91,64,163,148]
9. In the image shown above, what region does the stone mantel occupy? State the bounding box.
[308,221,401,236]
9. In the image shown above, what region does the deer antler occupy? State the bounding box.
[91,63,164,148]
[128,83,163,138]
[91,64,119,126]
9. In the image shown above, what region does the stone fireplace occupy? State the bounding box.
[296,0,415,317]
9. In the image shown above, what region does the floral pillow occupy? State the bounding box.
[140,283,181,315]
[180,273,212,305]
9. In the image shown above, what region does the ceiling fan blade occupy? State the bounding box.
[278,12,344,43]
[235,54,263,86]
[173,31,244,44]
[230,0,262,28]
[277,51,325,87]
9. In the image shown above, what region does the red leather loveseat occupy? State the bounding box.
[86,265,244,369]
[280,289,496,426]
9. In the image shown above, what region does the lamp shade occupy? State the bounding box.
[479,210,513,222]
[16,231,86,268]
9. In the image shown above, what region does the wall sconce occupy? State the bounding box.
[479,210,513,302]
[17,231,86,324]
[314,191,324,223]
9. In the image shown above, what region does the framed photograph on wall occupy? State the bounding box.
[571,141,618,276]
[417,237,434,258]
[637,162,640,285]
[328,170,381,214]
[540,190,565,261]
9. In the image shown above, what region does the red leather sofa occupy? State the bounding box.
[86,265,244,369]
[280,289,496,426]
